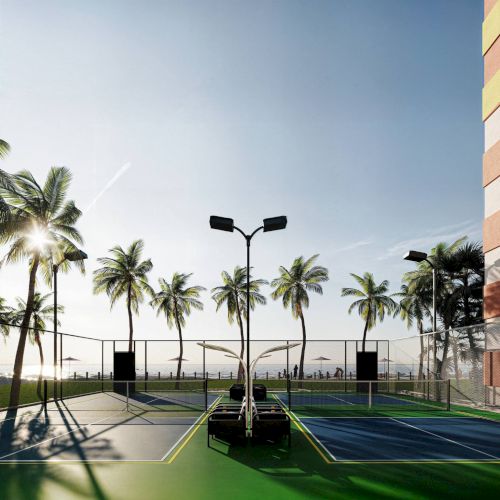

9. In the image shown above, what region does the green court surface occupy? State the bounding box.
[1,395,500,499]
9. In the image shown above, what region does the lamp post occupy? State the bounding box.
[209,215,287,433]
[403,250,437,379]
[53,249,87,398]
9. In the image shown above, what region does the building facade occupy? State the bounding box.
[483,1,500,326]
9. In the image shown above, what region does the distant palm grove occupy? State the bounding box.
[0,153,484,407]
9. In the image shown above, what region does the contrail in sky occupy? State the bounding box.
[84,162,132,213]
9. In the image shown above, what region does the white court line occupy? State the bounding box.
[326,394,354,405]
[160,395,222,462]
[0,391,216,462]
[390,418,500,460]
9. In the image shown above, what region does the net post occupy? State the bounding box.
[368,381,372,409]
[287,374,292,411]
[204,378,208,411]
[126,381,129,412]
[446,379,451,411]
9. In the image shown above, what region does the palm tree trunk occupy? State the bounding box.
[127,284,133,352]
[175,322,183,390]
[362,315,370,353]
[452,337,460,389]
[35,330,44,400]
[417,320,424,381]
[9,255,40,408]
[235,302,245,382]
[298,310,307,380]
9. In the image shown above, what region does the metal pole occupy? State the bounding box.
[101,340,104,392]
[286,340,289,382]
[432,266,437,381]
[53,265,58,399]
[246,236,251,437]
[203,341,206,380]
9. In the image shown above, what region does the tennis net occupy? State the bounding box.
[280,379,451,414]
[44,379,212,413]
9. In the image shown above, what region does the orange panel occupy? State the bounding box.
[483,351,500,386]
[486,0,498,17]
[483,139,500,186]
[484,281,500,319]
[485,38,500,84]
[484,211,500,252]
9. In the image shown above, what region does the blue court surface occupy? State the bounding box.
[299,417,500,462]
[278,392,423,407]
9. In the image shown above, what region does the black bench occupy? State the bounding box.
[229,384,267,401]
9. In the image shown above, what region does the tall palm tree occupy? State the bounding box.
[0,167,83,408]
[396,283,429,380]
[403,238,469,380]
[12,292,63,398]
[211,266,268,380]
[341,273,397,352]
[93,240,153,352]
[271,255,329,380]
[150,273,205,382]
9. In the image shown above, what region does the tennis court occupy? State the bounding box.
[273,380,500,462]
[0,381,220,462]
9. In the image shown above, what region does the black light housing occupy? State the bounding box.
[64,249,88,262]
[210,216,234,232]
[263,216,287,232]
[403,250,427,263]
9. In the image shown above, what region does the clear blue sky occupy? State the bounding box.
[0,0,484,356]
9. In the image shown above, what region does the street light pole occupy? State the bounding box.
[210,215,287,436]
[52,249,88,399]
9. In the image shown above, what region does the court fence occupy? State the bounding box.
[0,321,498,411]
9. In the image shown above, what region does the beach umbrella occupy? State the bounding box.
[62,356,79,376]
[168,356,189,361]
[379,357,393,377]
[312,356,330,371]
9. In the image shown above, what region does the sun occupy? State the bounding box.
[27,226,52,251]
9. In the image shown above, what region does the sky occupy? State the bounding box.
[0,0,484,362]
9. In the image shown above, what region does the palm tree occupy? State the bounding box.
[12,292,63,398]
[0,167,83,408]
[211,266,268,380]
[0,297,13,338]
[150,273,205,382]
[341,273,397,352]
[271,255,329,380]
[93,240,153,352]
[396,283,429,380]
[0,139,10,159]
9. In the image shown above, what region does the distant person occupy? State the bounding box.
[293,364,298,379]
[283,368,287,378]
[334,367,344,380]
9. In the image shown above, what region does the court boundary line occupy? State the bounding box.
[0,392,220,463]
[390,417,500,460]
[164,395,223,464]
[272,394,335,464]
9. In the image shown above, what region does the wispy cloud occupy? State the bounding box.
[329,239,373,255]
[84,162,132,213]
[380,220,481,260]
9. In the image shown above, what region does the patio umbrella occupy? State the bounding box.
[312,356,330,371]
[62,356,79,376]
[168,356,189,361]
[379,358,393,377]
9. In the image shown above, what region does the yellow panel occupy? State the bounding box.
[484,70,500,120]
[483,1,500,55]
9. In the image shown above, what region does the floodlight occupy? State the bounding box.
[403,250,428,263]
[64,249,88,262]
[263,216,287,232]
[209,216,234,232]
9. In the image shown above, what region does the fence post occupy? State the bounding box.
[397,372,400,381]
[74,372,76,380]
[230,372,232,380]
[98,371,101,380]
[446,379,451,411]
[86,372,88,380]
[218,372,220,380]
[182,371,185,379]
[266,372,268,381]
[195,372,197,380]
[158,372,160,380]
[110,371,113,380]
[170,372,172,380]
